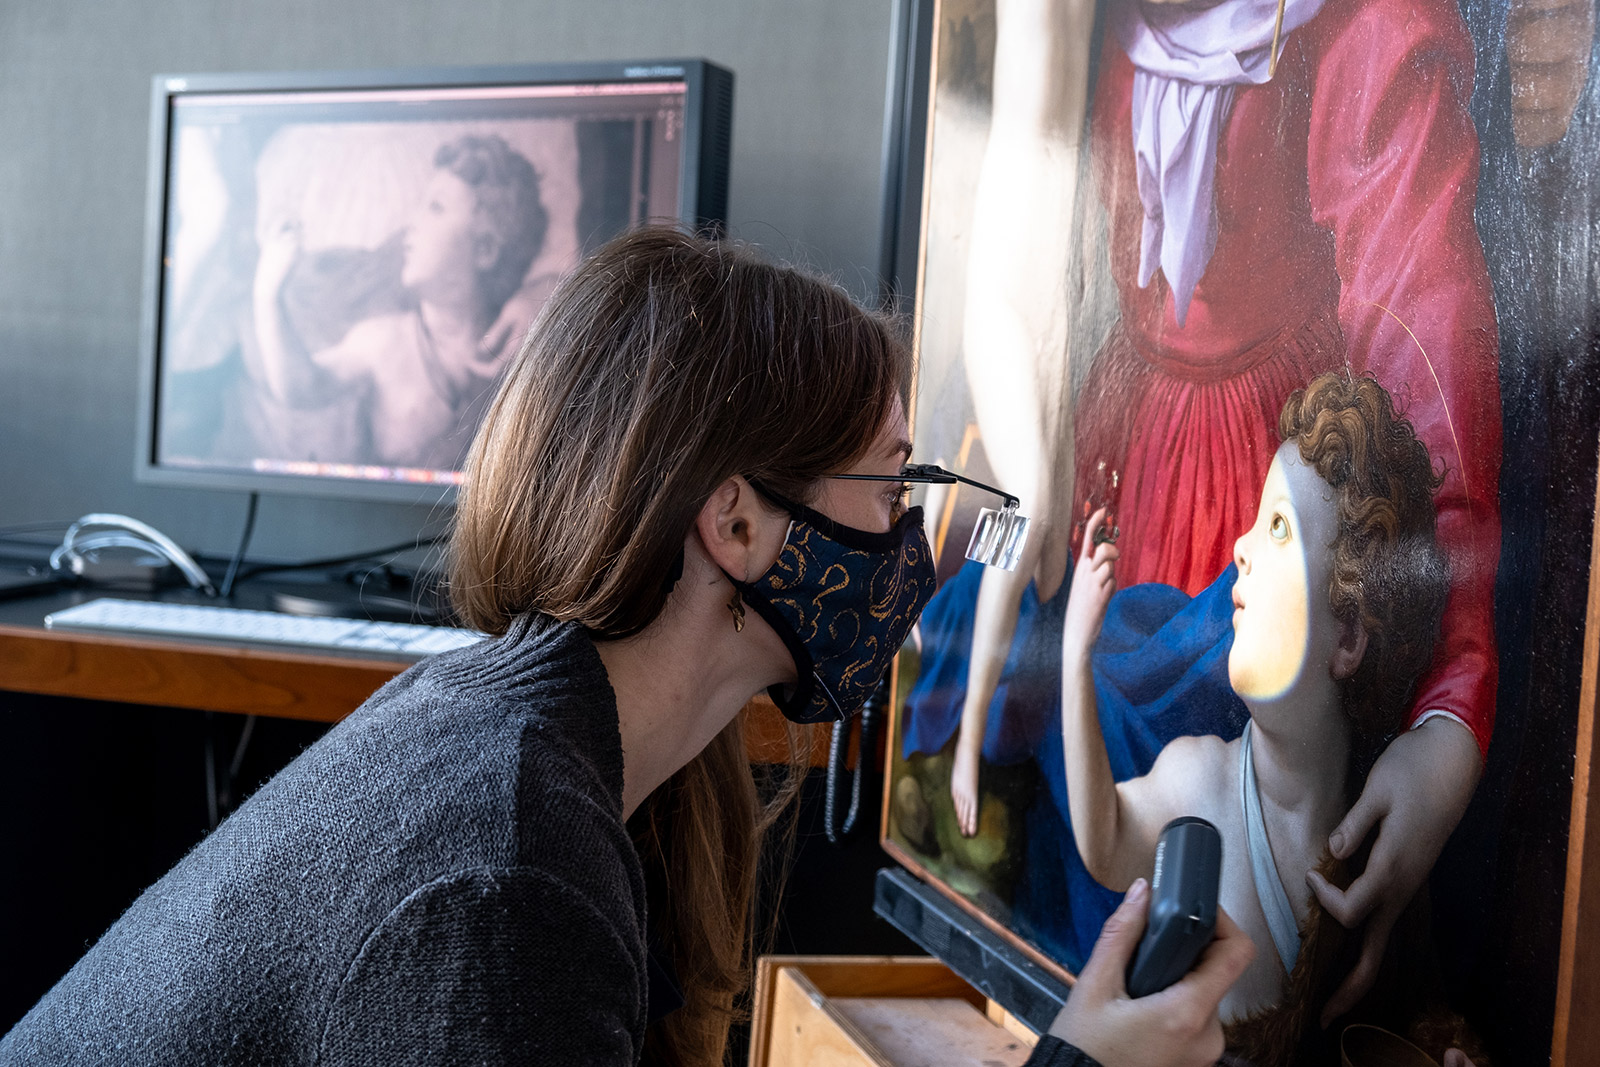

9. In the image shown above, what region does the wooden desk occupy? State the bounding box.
[0,587,828,762]
[0,589,404,722]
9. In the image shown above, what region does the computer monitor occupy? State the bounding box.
[134,60,733,504]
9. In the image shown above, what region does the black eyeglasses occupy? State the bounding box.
[829,462,1021,511]
[830,463,1030,570]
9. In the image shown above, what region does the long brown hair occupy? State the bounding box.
[449,226,912,1064]
[1278,372,1448,774]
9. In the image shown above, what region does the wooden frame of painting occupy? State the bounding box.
[878,0,1600,1063]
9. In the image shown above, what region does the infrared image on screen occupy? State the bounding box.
[154,81,687,488]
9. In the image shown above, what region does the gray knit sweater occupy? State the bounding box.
[0,614,648,1065]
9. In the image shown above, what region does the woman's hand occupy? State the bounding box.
[1048,878,1255,1067]
[1305,715,1482,1026]
[1063,507,1119,666]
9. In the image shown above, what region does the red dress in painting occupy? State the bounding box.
[1074,0,1501,756]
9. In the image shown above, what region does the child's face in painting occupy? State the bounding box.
[1229,443,1342,702]
[402,169,483,300]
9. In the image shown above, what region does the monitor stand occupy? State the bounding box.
[263,569,449,625]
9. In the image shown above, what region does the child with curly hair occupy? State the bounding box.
[1060,372,1480,1062]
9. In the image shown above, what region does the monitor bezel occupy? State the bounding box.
[133,58,733,505]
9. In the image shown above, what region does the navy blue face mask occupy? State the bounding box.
[734,482,938,724]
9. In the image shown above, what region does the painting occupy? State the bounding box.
[881,0,1600,1062]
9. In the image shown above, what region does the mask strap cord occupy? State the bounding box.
[824,674,888,845]
[824,722,848,845]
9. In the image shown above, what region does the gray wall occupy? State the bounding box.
[0,0,895,563]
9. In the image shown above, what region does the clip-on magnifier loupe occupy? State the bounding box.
[833,463,1031,570]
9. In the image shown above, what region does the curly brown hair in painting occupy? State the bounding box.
[1278,372,1449,772]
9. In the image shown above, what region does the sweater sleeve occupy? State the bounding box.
[1302,0,1502,759]
[1024,1035,1105,1066]
[319,865,646,1067]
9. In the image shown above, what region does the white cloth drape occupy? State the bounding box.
[1111,0,1326,326]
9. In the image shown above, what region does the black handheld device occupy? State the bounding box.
[1125,816,1222,998]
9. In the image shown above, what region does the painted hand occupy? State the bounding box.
[1048,879,1255,1067]
[254,216,302,293]
[1305,716,1482,1026]
[1063,506,1119,663]
[476,278,545,371]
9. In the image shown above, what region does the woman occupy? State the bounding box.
[0,228,1250,1066]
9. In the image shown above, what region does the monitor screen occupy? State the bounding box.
[135,61,732,501]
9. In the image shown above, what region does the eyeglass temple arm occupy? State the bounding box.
[832,463,1021,511]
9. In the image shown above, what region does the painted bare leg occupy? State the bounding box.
[950,0,1094,836]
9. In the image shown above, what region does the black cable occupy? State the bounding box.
[854,695,882,832]
[205,711,259,826]
[204,711,220,830]
[0,540,56,565]
[219,492,259,599]
[227,715,257,784]
[0,522,75,559]
[220,714,257,812]
[236,532,447,581]
[0,520,75,537]
[6,521,444,587]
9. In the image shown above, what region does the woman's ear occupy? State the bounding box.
[693,477,788,582]
[1329,618,1369,681]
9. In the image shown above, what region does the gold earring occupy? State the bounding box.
[728,587,746,632]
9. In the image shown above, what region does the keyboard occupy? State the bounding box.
[45,598,484,659]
